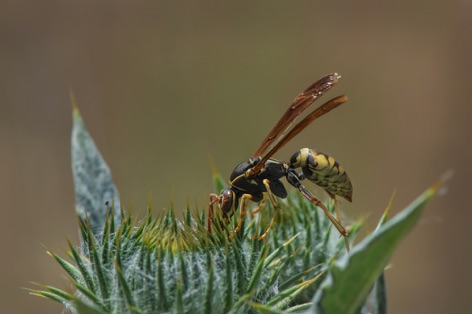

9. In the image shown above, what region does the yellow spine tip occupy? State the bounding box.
[69,87,80,114]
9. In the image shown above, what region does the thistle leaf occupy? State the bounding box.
[71,104,120,235]
[310,176,448,314]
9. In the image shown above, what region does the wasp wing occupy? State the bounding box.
[252,95,348,174]
[252,73,341,159]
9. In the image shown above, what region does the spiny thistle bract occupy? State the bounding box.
[30,106,446,314]
[36,187,359,314]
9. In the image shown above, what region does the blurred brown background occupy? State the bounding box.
[1,1,471,313]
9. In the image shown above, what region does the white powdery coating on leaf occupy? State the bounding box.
[71,111,121,234]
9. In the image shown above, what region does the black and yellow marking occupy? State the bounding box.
[289,148,352,202]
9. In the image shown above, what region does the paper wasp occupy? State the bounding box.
[208,73,352,247]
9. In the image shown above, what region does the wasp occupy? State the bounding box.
[208,73,352,248]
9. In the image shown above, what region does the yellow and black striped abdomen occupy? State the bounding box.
[289,148,353,201]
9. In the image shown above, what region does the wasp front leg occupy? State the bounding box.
[207,193,220,234]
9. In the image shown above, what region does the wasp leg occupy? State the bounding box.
[328,193,350,252]
[207,193,220,234]
[250,179,279,217]
[326,191,341,222]
[250,195,266,217]
[287,169,349,251]
[299,186,346,236]
[263,179,279,209]
[300,186,350,251]
[255,179,278,240]
[229,193,253,239]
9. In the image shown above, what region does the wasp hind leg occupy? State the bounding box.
[301,186,350,252]
[287,169,350,252]
[328,194,350,252]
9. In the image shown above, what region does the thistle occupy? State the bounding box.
[30,106,448,314]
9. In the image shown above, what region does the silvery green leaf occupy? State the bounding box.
[71,105,120,235]
[309,178,446,314]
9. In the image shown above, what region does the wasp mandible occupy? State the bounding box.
[208,73,352,246]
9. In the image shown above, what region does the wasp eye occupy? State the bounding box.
[219,188,234,216]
